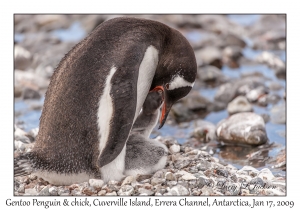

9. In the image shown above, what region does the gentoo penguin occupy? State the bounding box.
[14,17,197,185]
[125,91,168,176]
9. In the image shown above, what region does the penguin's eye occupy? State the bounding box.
[165,83,170,90]
[158,89,163,94]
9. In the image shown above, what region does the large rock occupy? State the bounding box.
[227,96,253,115]
[216,112,268,146]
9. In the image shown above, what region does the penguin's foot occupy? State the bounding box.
[125,136,168,176]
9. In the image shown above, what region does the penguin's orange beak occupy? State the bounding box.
[150,86,172,129]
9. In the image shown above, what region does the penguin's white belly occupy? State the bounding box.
[134,45,159,121]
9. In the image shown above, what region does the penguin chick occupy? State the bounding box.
[125,91,168,176]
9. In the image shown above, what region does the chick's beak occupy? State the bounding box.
[150,86,173,129]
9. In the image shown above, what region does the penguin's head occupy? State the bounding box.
[150,74,195,129]
[150,28,197,129]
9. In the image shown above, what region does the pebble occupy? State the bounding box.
[191,120,216,142]
[121,176,135,186]
[118,185,134,196]
[258,168,275,181]
[227,96,253,115]
[181,173,196,181]
[151,178,165,186]
[106,191,117,196]
[170,185,190,196]
[216,112,268,145]
[169,144,180,154]
[38,186,50,196]
[165,172,176,181]
[25,188,38,195]
[138,188,154,196]
[88,179,104,189]
[22,88,41,100]
[49,186,58,195]
[197,65,227,83]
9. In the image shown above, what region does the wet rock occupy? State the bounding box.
[246,86,268,102]
[222,34,246,48]
[191,120,216,142]
[258,94,281,106]
[214,82,236,104]
[169,144,180,154]
[22,88,41,100]
[194,46,222,68]
[170,103,194,122]
[222,46,243,68]
[256,51,286,78]
[227,96,253,115]
[170,185,190,195]
[270,103,286,124]
[117,185,134,196]
[14,86,23,98]
[197,65,228,84]
[268,82,283,91]
[216,112,268,146]
[182,90,213,112]
[88,179,104,189]
[14,45,32,70]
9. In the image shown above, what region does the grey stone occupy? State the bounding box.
[106,191,117,196]
[38,186,50,196]
[165,172,176,181]
[271,103,286,124]
[191,120,216,142]
[151,178,165,186]
[216,112,268,145]
[49,186,58,196]
[227,96,253,115]
[121,176,135,186]
[25,188,38,195]
[138,188,154,196]
[169,144,180,154]
[170,184,190,196]
[89,179,104,189]
[196,159,212,171]
[118,185,134,196]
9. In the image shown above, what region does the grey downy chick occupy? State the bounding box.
[125,91,168,176]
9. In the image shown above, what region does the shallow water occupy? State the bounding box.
[14,16,286,175]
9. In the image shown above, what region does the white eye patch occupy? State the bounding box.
[168,75,194,90]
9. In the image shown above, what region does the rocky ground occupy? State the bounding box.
[14,14,286,196]
[14,135,285,196]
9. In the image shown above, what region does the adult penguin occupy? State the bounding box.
[14,17,197,185]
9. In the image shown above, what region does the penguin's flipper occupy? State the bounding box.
[97,67,137,168]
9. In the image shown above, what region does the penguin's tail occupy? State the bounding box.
[14,153,33,177]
